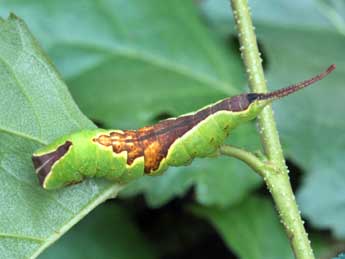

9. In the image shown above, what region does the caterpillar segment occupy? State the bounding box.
[32,65,336,190]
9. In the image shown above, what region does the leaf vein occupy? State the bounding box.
[0,233,43,243]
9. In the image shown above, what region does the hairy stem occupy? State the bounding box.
[229,0,314,258]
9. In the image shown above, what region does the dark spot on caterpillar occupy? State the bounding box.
[32,141,72,186]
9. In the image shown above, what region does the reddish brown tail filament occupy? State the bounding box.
[258,64,336,100]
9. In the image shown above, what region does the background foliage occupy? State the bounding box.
[0,0,344,258]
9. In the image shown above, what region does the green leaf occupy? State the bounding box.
[39,203,157,259]
[310,233,342,259]
[201,0,333,34]
[297,160,345,238]
[253,25,345,238]
[0,0,262,208]
[201,0,345,238]
[193,196,341,259]
[1,0,244,129]
[192,196,294,259]
[0,15,122,258]
[256,13,345,242]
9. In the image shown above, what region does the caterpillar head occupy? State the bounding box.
[32,130,102,190]
[32,135,76,189]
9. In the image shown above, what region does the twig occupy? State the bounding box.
[228,0,315,258]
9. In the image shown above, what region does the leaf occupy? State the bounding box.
[310,233,343,259]
[1,0,244,129]
[251,25,345,238]
[0,15,122,258]
[297,160,345,238]
[39,203,157,259]
[192,196,294,259]
[201,0,345,238]
[255,12,345,242]
[193,196,342,259]
[0,0,262,208]
[201,0,333,34]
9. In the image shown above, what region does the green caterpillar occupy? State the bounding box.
[32,65,335,190]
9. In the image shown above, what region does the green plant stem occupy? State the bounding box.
[219,145,271,177]
[229,0,314,258]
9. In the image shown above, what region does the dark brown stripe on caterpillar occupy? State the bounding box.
[94,93,257,173]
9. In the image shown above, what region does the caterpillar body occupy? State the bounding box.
[32,65,335,190]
